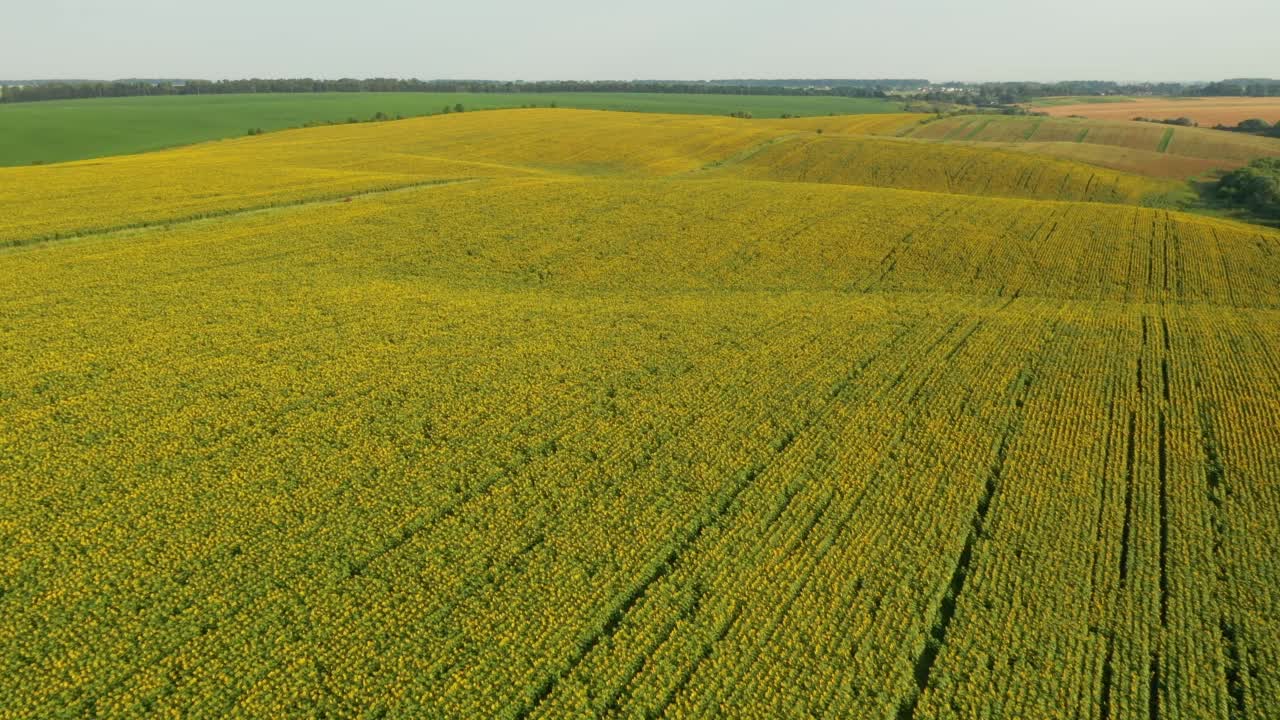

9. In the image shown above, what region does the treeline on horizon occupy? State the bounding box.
[0,78,897,104]
[706,78,926,89]
[918,79,1280,105]
[1,77,1278,105]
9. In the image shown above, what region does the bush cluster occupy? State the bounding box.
[1218,158,1280,219]
[1133,116,1197,127]
[1211,118,1280,137]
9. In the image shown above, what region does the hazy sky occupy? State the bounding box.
[4,0,1276,82]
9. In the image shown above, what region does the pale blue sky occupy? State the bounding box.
[4,0,1276,82]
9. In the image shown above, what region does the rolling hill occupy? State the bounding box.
[0,92,904,166]
[1033,96,1280,128]
[0,109,1186,247]
[704,133,1182,204]
[900,114,1280,179]
[2,109,1278,719]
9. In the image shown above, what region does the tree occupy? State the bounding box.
[1238,118,1271,132]
[1217,158,1280,219]
[454,103,464,113]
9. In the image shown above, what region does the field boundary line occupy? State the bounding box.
[1,177,486,250]
[684,132,805,175]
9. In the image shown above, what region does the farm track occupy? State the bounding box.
[0,177,485,249]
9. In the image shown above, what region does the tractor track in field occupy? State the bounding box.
[2,177,484,249]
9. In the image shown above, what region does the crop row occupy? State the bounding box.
[2,135,1279,717]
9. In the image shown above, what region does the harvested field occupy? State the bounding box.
[1040,97,1280,127]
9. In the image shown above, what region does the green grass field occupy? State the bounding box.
[0,92,902,166]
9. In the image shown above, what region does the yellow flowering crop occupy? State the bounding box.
[1,109,1277,718]
[1,109,1176,247]
[707,134,1180,203]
